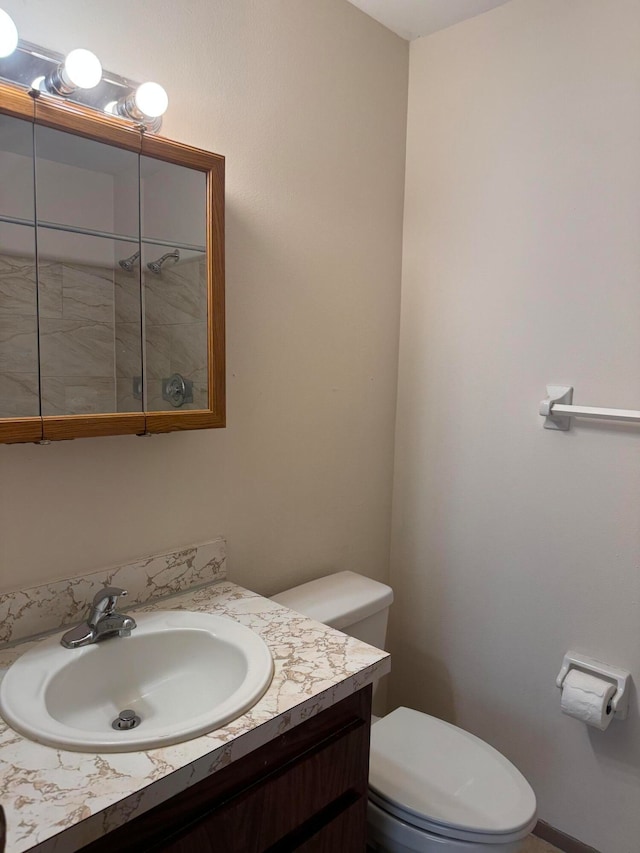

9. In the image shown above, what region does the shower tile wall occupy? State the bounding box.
[39,260,116,416]
[1,252,206,419]
[0,252,117,418]
[114,265,143,414]
[138,255,208,412]
[0,253,39,418]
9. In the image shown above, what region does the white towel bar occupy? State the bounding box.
[540,385,640,430]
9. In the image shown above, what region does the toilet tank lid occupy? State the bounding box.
[272,571,393,630]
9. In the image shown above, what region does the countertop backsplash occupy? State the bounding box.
[0,538,227,647]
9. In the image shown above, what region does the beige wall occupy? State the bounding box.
[391,1,640,850]
[7,0,639,847]
[0,0,408,593]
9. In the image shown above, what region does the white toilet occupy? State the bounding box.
[273,571,537,853]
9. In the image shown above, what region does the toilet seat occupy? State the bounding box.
[369,708,537,845]
[368,800,529,853]
[368,792,533,846]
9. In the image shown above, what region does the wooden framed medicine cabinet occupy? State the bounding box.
[0,82,225,444]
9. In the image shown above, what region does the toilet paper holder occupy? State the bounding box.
[556,651,631,719]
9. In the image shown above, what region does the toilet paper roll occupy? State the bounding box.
[560,669,616,731]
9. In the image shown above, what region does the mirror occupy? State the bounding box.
[0,113,39,421]
[0,86,224,443]
[140,155,207,413]
[34,124,142,417]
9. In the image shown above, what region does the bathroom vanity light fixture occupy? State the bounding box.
[0,21,168,132]
[40,48,102,95]
[110,82,169,120]
[106,81,169,133]
[0,8,18,58]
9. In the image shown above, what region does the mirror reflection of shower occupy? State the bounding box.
[118,250,140,272]
[147,249,180,275]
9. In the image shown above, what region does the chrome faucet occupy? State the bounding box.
[61,587,137,649]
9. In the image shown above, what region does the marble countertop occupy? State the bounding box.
[0,580,390,853]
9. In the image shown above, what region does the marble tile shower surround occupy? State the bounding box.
[0,537,226,646]
[1,250,207,418]
[0,580,389,853]
[0,253,39,417]
[38,260,117,417]
[114,255,209,413]
[0,252,122,418]
[136,255,208,412]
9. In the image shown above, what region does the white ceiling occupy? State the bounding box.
[346,0,512,40]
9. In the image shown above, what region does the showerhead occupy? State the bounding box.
[118,250,140,272]
[147,250,180,275]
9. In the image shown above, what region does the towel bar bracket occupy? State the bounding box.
[540,385,574,430]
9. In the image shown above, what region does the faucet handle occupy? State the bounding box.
[93,586,127,608]
[89,587,128,625]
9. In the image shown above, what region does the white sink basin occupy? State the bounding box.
[0,611,274,752]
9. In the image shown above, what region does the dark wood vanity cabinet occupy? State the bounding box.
[81,687,372,853]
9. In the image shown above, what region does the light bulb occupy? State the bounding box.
[62,48,102,89]
[134,82,168,118]
[0,8,18,58]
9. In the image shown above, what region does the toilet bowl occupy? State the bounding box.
[367,707,536,852]
[368,801,529,853]
[272,572,537,853]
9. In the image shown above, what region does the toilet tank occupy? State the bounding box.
[272,571,394,650]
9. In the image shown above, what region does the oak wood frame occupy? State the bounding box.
[0,84,42,443]
[0,83,225,443]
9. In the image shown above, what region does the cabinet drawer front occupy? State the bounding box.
[159,720,369,853]
[151,797,367,853]
[293,798,367,852]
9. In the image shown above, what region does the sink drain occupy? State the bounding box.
[112,709,141,731]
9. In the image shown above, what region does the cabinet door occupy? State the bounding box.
[140,135,225,434]
[0,91,42,442]
[33,116,145,440]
